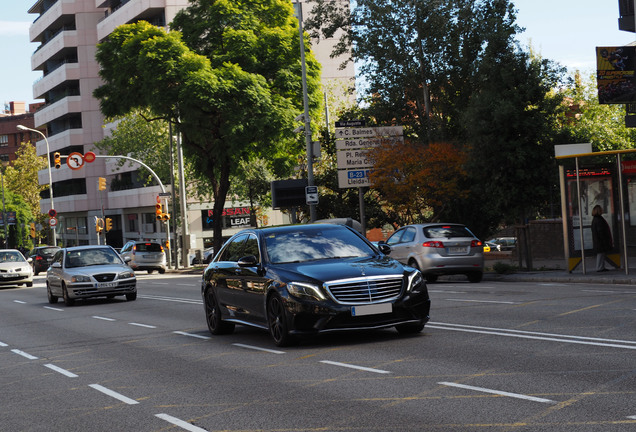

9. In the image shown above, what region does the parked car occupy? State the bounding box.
[0,249,33,287]
[485,241,500,252]
[202,223,431,346]
[119,241,166,274]
[28,245,61,275]
[46,245,136,306]
[487,237,516,251]
[381,223,484,283]
[191,247,215,265]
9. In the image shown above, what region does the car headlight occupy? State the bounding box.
[287,282,325,301]
[118,271,135,279]
[407,270,425,292]
[71,275,92,283]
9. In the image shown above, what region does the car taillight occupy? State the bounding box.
[471,240,482,247]
[132,245,137,255]
[36,256,43,261]
[423,241,444,248]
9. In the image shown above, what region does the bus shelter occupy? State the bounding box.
[556,146,636,274]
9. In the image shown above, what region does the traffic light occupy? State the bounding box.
[155,203,163,220]
[53,152,61,169]
[98,177,106,191]
[29,222,36,238]
[105,217,113,232]
[96,218,103,234]
[161,213,170,221]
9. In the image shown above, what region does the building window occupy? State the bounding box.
[0,135,8,146]
[143,213,156,233]
[127,214,138,233]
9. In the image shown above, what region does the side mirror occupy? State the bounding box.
[378,244,392,255]
[51,262,61,268]
[237,255,259,267]
[122,256,132,263]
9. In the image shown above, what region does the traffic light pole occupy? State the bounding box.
[94,155,171,265]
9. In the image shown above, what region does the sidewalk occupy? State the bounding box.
[482,253,636,285]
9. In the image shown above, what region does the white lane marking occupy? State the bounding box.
[232,343,285,355]
[44,363,78,378]
[11,349,38,360]
[155,413,209,432]
[320,360,391,374]
[438,382,555,404]
[139,294,201,305]
[44,306,64,311]
[445,299,517,304]
[129,322,156,329]
[93,316,116,321]
[428,323,636,350]
[173,331,210,340]
[628,415,636,420]
[89,384,139,405]
[13,300,26,304]
[0,341,7,347]
[582,289,622,293]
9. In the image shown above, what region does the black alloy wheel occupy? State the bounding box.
[204,287,234,335]
[267,293,297,347]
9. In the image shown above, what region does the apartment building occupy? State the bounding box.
[26,0,353,259]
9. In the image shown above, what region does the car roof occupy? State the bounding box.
[62,245,116,252]
[242,223,354,235]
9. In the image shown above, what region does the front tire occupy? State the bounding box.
[204,287,234,335]
[62,284,75,306]
[47,283,58,304]
[126,292,137,301]
[267,293,297,347]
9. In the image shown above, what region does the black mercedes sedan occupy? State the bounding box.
[201,224,431,346]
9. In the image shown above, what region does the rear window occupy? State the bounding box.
[423,225,474,239]
[136,243,163,252]
[40,247,59,257]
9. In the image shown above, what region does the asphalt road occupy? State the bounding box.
[0,274,634,431]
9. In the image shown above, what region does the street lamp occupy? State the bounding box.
[16,125,56,246]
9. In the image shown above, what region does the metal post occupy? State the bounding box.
[177,131,189,267]
[294,2,316,222]
[617,154,629,274]
[17,125,56,246]
[575,157,586,274]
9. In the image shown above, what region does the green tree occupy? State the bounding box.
[557,72,636,151]
[94,1,323,251]
[3,142,46,246]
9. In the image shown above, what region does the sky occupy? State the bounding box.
[1,0,635,109]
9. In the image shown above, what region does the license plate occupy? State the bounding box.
[351,303,392,316]
[98,282,117,288]
[448,247,467,254]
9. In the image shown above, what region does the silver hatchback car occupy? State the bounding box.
[381,223,484,283]
[119,241,166,274]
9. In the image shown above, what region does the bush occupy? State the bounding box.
[492,261,518,274]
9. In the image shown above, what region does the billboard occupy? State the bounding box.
[596,46,636,104]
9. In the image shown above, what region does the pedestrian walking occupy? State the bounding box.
[591,204,612,272]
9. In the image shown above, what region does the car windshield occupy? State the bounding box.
[423,225,474,239]
[265,226,374,264]
[0,251,26,263]
[65,248,123,268]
